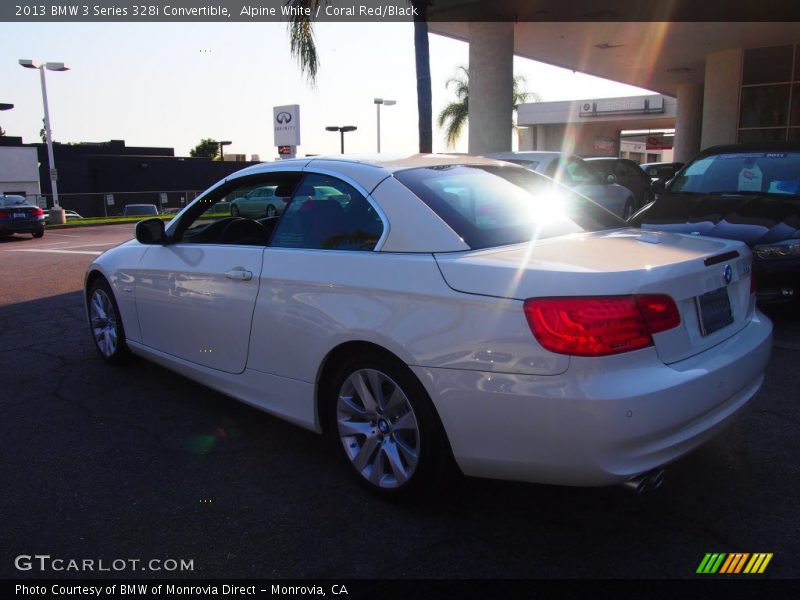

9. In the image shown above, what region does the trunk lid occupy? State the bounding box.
[434,229,754,364]
[0,204,40,222]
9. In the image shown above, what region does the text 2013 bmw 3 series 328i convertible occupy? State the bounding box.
[85,154,772,497]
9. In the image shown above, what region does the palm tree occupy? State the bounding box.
[286,0,322,84]
[438,66,541,149]
[285,0,432,153]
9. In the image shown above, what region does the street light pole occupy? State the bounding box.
[19,59,70,209]
[374,98,396,153]
[325,126,357,154]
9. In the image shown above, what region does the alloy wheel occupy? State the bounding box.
[336,368,420,489]
[90,288,119,358]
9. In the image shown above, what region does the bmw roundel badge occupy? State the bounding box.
[723,265,733,285]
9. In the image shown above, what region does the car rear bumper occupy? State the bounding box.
[0,220,45,234]
[754,258,800,302]
[413,310,773,486]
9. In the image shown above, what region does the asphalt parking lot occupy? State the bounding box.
[1,224,799,580]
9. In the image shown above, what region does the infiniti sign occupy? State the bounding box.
[273,104,301,147]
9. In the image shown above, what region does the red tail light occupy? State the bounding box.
[31,207,44,216]
[0,210,9,219]
[523,295,681,357]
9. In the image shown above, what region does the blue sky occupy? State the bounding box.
[1,22,653,158]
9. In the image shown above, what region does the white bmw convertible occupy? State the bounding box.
[85,155,772,497]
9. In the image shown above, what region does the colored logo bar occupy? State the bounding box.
[696,553,773,574]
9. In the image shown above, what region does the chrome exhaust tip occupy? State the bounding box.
[622,469,666,495]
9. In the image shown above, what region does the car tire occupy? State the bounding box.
[87,278,129,365]
[327,352,455,499]
[265,204,277,217]
[230,205,240,217]
[33,229,44,238]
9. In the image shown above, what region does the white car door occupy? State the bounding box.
[135,244,263,374]
[134,172,302,374]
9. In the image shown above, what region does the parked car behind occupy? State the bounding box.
[43,209,83,221]
[85,154,772,498]
[229,185,284,218]
[630,143,800,303]
[585,157,654,211]
[486,151,637,218]
[123,204,159,217]
[0,194,45,238]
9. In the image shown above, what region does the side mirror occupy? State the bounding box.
[651,178,667,192]
[135,218,167,245]
[606,174,616,184]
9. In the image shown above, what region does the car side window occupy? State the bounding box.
[174,174,301,246]
[270,174,384,251]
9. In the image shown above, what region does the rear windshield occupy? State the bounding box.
[670,151,800,195]
[394,165,624,249]
[0,196,33,207]
[124,205,158,215]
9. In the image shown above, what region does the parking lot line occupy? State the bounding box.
[56,242,121,249]
[42,231,82,238]
[5,248,104,256]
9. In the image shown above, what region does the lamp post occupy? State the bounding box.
[325,126,357,154]
[19,59,70,209]
[218,140,231,161]
[373,98,396,153]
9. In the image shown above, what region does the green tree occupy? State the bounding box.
[190,138,220,160]
[286,0,432,152]
[438,66,541,148]
[39,119,47,143]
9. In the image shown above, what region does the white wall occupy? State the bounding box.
[0,146,40,197]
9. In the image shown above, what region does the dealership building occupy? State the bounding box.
[428,3,800,161]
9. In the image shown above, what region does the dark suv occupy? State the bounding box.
[630,142,800,303]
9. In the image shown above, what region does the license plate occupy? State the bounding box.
[12,212,26,219]
[696,287,733,336]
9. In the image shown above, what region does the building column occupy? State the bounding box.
[468,22,514,154]
[535,125,547,150]
[701,48,743,149]
[517,126,534,150]
[674,82,703,162]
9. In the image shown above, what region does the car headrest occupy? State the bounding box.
[294,184,316,198]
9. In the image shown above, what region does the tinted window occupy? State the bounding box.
[742,45,793,85]
[270,174,384,251]
[394,165,624,250]
[124,205,158,216]
[0,196,32,207]
[176,173,302,245]
[552,157,604,186]
[739,85,791,129]
[670,151,800,195]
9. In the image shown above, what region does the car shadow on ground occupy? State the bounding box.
[0,233,40,244]
[2,291,798,578]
